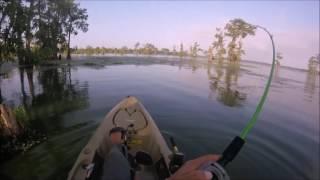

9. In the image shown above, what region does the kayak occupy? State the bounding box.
[68,96,174,180]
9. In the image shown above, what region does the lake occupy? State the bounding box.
[0,56,319,180]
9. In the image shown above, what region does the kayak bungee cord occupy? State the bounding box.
[200,25,277,180]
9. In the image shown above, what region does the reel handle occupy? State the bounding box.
[199,136,245,180]
[199,161,230,180]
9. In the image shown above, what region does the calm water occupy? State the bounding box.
[0,57,319,180]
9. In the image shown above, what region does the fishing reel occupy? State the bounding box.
[200,136,245,180]
[200,161,230,180]
[168,136,244,180]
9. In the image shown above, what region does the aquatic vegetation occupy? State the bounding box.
[0,65,90,162]
[13,106,29,125]
[0,104,47,162]
[0,129,47,162]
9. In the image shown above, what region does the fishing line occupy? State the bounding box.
[240,25,276,140]
[168,25,276,174]
[200,25,277,172]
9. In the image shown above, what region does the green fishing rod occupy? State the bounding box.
[200,25,276,180]
[240,25,276,140]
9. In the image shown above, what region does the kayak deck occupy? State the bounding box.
[68,96,172,180]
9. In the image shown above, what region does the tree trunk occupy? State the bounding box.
[17,35,25,65]
[26,67,35,99]
[67,28,71,60]
[25,0,34,64]
[19,68,30,122]
[19,68,25,93]
[0,104,22,136]
[0,83,3,103]
[228,37,237,62]
[0,48,3,62]
[38,0,41,31]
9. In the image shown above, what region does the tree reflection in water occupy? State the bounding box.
[189,58,199,73]
[273,63,280,81]
[207,60,246,107]
[304,69,319,101]
[0,65,89,161]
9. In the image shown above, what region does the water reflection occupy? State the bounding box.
[189,58,199,73]
[27,66,89,131]
[0,65,89,161]
[273,64,280,81]
[304,70,319,101]
[207,61,246,106]
[0,59,319,180]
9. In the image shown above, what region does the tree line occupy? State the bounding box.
[73,42,203,57]
[0,0,88,64]
[74,18,257,62]
[75,17,318,73]
[1,4,318,72]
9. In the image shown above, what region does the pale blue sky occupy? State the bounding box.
[72,1,319,69]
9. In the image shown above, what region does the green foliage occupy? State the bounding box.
[142,43,158,55]
[224,18,256,61]
[13,106,29,125]
[66,2,89,59]
[308,54,319,74]
[179,43,185,57]
[73,43,194,57]
[189,42,200,57]
[224,19,256,39]
[160,48,170,55]
[0,0,89,63]
[119,46,129,55]
[31,47,56,63]
[207,46,213,60]
[0,0,26,63]
[212,28,226,60]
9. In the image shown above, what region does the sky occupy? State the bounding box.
[72,0,319,69]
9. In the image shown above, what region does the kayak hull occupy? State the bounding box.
[68,96,172,180]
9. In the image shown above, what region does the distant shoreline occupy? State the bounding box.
[0,55,311,76]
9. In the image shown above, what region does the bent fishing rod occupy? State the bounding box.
[199,25,277,180]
